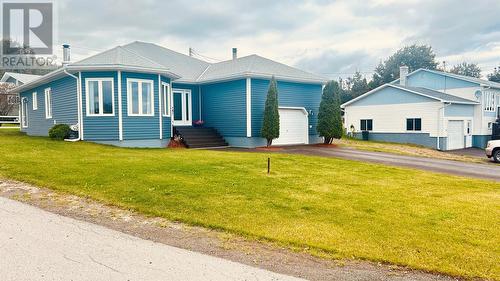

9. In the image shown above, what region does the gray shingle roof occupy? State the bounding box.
[72,46,169,71]
[122,41,210,83]
[0,72,41,84]
[197,54,327,83]
[75,41,326,84]
[393,85,478,104]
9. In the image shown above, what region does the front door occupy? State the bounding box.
[172,89,192,126]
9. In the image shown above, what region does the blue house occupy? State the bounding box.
[342,66,500,150]
[14,42,326,148]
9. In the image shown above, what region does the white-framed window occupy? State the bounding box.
[483,91,496,112]
[406,118,422,131]
[85,78,115,116]
[161,82,170,117]
[127,79,154,116]
[360,119,373,131]
[32,92,37,110]
[44,88,52,119]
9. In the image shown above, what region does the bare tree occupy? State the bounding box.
[0,83,18,116]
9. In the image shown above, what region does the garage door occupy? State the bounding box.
[447,120,464,150]
[273,108,308,146]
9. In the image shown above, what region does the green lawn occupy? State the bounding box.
[0,130,498,280]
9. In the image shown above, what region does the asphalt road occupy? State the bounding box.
[262,146,500,182]
[0,197,302,281]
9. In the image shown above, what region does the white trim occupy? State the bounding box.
[246,77,252,137]
[278,106,309,116]
[78,72,84,140]
[118,71,123,140]
[126,78,155,116]
[198,87,202,121]
[170,82,173,137]
[158,74,162,139]
[44,87,52,119]
[172,88,192,126]
[161,82,171,117]
[85,78,115,117]
[32,92,37,110]
[21,98,28,128]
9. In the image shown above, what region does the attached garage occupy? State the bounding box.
[447,120,465,150]
[273,107,309,146]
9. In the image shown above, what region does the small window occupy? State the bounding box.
[127,79,154,116]
[32,92,37,110]
[406,118,422,131]
[86,78,114,116]
[44,88,52,119]
[360,119,373,131]
[162,83,170,116]
[488,122,493,131]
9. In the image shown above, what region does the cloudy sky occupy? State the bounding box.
[55,0,500,79]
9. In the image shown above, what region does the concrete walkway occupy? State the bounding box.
[0,197,302,281]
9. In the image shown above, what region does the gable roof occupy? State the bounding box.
[392,68,500,89]
[0,72,41,84]
[341,84,478,108]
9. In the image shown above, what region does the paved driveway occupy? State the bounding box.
[245,146,500,182]
[0,197,301,281]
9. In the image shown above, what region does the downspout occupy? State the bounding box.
[63,69,82,141]
[437,102,451,150]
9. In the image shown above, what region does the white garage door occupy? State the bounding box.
[273,108,308,146]
[447,120,464,150]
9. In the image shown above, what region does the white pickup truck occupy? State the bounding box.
[486,140,500,163]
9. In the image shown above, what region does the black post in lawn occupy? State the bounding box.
[267,157,271,174]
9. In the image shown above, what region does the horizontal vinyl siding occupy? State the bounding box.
[20,76,77,136]
[81,71,119,140]
[345,102,442,137]
[251,79,322,137]
[201,79,246,137]
[122,72,161,140]
[407,71,478,90]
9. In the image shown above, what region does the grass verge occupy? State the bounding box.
[0,130,498,279]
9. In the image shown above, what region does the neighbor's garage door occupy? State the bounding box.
[273,108,308,146]
[447,120,465,150]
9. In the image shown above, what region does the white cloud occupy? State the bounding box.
[55,0,500,79]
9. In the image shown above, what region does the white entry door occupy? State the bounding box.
[273,108,309,146]
[447,120,465,150]
[172,89,192,126]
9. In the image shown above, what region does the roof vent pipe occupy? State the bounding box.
[62,44,71,66]
[399,65,409,86]
[232,48,237,60]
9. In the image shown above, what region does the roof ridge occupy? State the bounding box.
[119,46,168,69]
[123,41,210,65]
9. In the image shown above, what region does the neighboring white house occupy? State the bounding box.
[341,67,500,150]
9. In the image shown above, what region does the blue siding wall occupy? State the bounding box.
[171,83,201,122]
[201,79,246,137]
[348,86,435,106]
[81,71,119,140]
[251,79,322,137]
[20,75,77,136]
[444,104,475,117]
[354,132,447,150]
[407,71,478,90]
[121,72,162,140]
